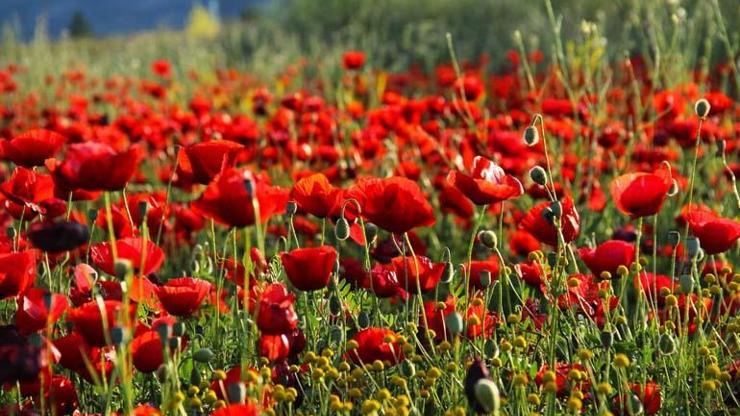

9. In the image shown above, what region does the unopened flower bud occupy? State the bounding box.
[694,98,711,118]
[285,201,297,216]
[477,230,498,248]
[523,126,539,146]
[529,165,547,186]
[473,379,501,414]
[445,311,464,335]
[335,217,350,241]
[114,259,133,279]
[667,230,680,246]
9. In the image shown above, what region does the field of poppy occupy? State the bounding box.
[0,0,738,415]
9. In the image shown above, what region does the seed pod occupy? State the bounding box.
[440,261,455,284]
[335,217,350,241]
[529,165,547,186]
[401,361,416,377]
[685,237,701,260]
[600,331,614,348]
[479,270,492,288]
[474,379,501,414]
[523,126,539,146]
[193,348,214,363]
[285,201,297,216]
[658,333,676,355]
[445,311,464,336]
[478,230,498,249]
[694,98,711,118]
[667,230,680,247]
[667,179,679,197]
[227,382,246,404]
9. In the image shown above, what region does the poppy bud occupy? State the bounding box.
[626,392,644,415]
[286,201,297,216]
[523,126,539,146]
[440,261,455,284]
[529,165,547,185]
[173,322,186,337]
[88,208,98,222]
[716,140,726,157]
[600,331,614,348]
[445,311,464,336]
[474,379,501,414]
[114,259,133,279]
[479,270,492,288]
[329,295,342,315]
[401,361,415,377]
[335,217,350,241]
[685,237,701,260]
[667,230,680,246]
[667,179,679,197]
[5,227,15,239]
[478,230,498,249]
[168,337,180,350]
[111,326,126,346]
[694,98,710,118]
[227,382,246,404]
[658,333,676,355]
[193,348,214,363]
[549,201,562,218]
[464,358,491,413]
[190,368,202,386]
[358,311,370,328]
[364,223,378,243]
[138,200,148,219]
[156,322,171,343]
[679,274,694,294]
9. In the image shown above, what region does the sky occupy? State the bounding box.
[0,0,265,40]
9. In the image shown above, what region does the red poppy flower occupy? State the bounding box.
[281,246,337,291]
[466,299,498,339]
[131,330,163,373]
[176,140,244,185]
[90,237,165,276]
[421,296,456,342]
[210,403,259,416]
[361,263,406,299]
[438,182,474,219]
[0,167,56,219]
[390,255,445,292]
[347,176,435,234]
[348,327,404,366]
[462,257,500,291]
[685,210,740,254]
[615,382,661,415]
[342,51,366,70]
[634,272,676,306]
[15,288,68,335]
[154,277,212,317]
[192,168,289,228]
[52,142,144,191]
[447,156,523,206]
[508,230,540,257]
[515,261,546,286]
[256,283,299,335]
[0,251,37,299]
[67,300,136,347]
[520,196,580,246]
[578,240,636,277]
[292,173,342,218]
[610,166,672,218]
[0,129,65,167]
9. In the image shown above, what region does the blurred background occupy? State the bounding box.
[0,0,737,81]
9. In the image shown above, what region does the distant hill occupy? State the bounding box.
[0,0,268,40]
